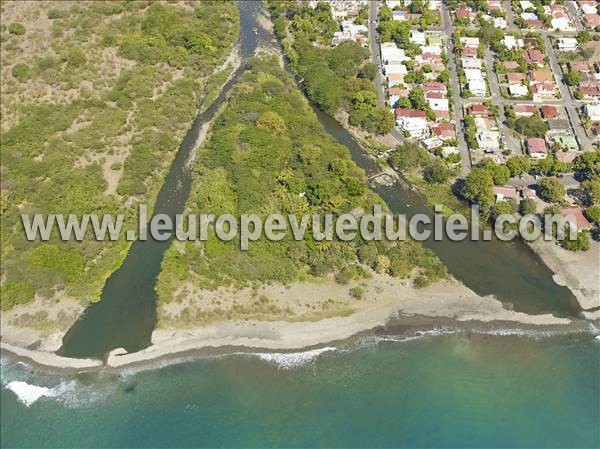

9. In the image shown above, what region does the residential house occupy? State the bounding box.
[503,61,520,70]
[462,58,482,69]
[492,186,520,202]
[555,152,579,163]
[530,69,554,84]
[524,49,545,66]
[532,82,556,101]
[395,108,428,137]
[509,84,529,97]
[507,73,526,84]
[469,79,487,97]
[392,10,407,21]
[570,61,590,73]
[460,37,480,48]
[540,105,558,119]
[551,133,579,151]
[421,137,444,151]
[431,123,456,141]
[462,47,478,58]
[561,206,592,230]
[410,31,426,46]
[387,73,405,87]
[584,103,600,121]
[468,104,491,117]
[514,104,536,116]
[494,17,508,28]
[476,129,501,152]
[426,93,449,112]
[502,35,518,50]
[583,14,600,29]
[423,82,447,94]
[557,37,578,50]
[526,137,548,159]
[456,6,471,20]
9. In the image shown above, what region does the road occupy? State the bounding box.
[368,0,385,108]
[442,1,471,176]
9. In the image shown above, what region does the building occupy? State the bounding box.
[502,35,518,50]
[509,84,529,97]
[514,104,536,116]
[507,73,526,84]
[526,138,548,159]
[524,49,545,66]
[557,38,578,50]
[410,31,426,46]
[431,123,456,140]
[530,69,553,83]
[476,129,501,152]
[503,61,520,70]
[561,207,592,230]
[462,58,482,69]
[460,37,480,48]
[462,47,478,58]
[540,105,558,119]
[583,14,600,29]
[551,133,579,152]
[492,186,520,202]
[469,79,487,97]
[468,104,491,117]
[584,103,600,121]
[395,108,428,137]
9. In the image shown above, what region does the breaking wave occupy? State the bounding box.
[242,347,337,369]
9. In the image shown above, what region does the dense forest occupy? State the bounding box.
[156,56,447,307]
[0,0,239,309]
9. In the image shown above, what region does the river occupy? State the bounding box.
[59,1,578,361]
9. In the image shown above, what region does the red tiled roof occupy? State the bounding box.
[555,152,578,163]
[468,104,490,116]
[395,108,427,118]
[525,49,545,65]
[433,110,450,119]
[423,82,447,92]
[583,14,600,28]
[507,73,526,83]
[492,186,520,200]
[580,86,600,97]
[503,61,519,69]
[570,61,590,72]
[462,47,478,57]
[540,105,558,118]
[527,138,547,153]
[432,123,455,138]
[425,91,444,99]
[514,104,537,114]
[456,7,470,18]
[561,206,592,229]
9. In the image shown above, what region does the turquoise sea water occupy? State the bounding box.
[1,333,599,448]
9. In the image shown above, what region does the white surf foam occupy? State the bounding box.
[248,347,336,369]
[5,381,53,406]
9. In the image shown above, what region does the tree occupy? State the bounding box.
[563,231,590,251]
[490,200,516,221]
[423,160,450,183]
[506,156,531,176]
[585,205,600,224]
[520,198,537,215]
[513,115,549,137]
[358,63,377,81]
[408,87,427,110]
[256,111,287,135]
[538,177,565,203]
[463,168,494,213]
[389,142,427,170]
[565,68,580,86]
[580,179,600,206]
[577,30,592,44]
[573,150,600,181]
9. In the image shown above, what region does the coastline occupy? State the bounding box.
[3,276,597,373]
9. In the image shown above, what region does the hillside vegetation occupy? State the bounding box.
[156,56,447,314]
[0,1,239,309]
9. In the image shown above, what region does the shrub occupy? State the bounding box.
[8,23,25,35]
[11,63,29,81]
[349,286,365,300]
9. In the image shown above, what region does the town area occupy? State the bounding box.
[306,0,600,250]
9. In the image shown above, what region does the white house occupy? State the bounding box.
[469,79,487,97]
[427,97,449,111]
[384,63,407,75]
[551,17,573,31]
[494,17,508,28]
[380,43,409,64]
[395,109,429,138]
[460,37,480,48]
[509,84,529,97]
[420,45,442,55]
[502,35,518,49]
[584,103,600,121]
[464,68,484,81]
[557,38,578,50]
[520,0,534,9]
[476,129,501,152]
[410,31,426,46]
[462,58,482,69]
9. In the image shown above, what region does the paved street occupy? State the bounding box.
[441,2,471,176]
[368,0,385,108]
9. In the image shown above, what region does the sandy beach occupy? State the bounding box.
[528,239,600,311]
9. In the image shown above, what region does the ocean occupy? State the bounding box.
[2,332,599,448]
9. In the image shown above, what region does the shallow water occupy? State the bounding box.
[2,333,599,448]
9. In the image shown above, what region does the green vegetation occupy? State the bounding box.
[156,57,447,305]
[537,177,565,203]
[0,1,239,310]
[8,23,25,35]
[508,114,549,138]
[269,2,394,135]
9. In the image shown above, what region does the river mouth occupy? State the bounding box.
[58,1,579,361]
